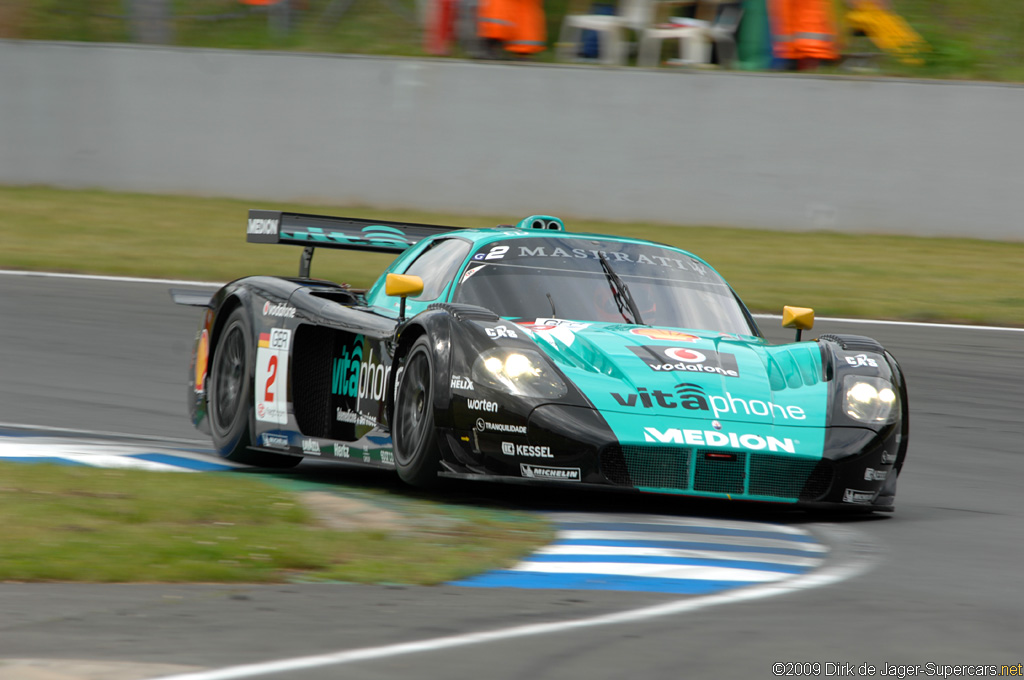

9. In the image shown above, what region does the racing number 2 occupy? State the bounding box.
[265,355,278,401]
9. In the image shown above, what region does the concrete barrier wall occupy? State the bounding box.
[2,40,1022,240]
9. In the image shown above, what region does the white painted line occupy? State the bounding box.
[2,269,1020,332]
[546,512,812,536]
[151,524,874,680]
[534,545,823,567]
[508,561,793,582]
[753,313,1024,333]
[0,421,211,447]
[0,445,186,472]
[560,530,829,552]
[0,269,222,287]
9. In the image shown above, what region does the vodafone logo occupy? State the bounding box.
[628,345,741,378]
[663,347,706,363]
[262,301,296,318]
[630,328,698,342]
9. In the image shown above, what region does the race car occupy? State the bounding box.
[176,210,909,511]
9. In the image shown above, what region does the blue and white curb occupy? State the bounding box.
[452,513,827,595]
[0,430,238,472]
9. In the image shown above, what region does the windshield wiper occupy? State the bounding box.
[597,252,643,325]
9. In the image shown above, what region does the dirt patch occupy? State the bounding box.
[298,491,406,532]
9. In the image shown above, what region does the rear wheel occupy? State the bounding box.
[208,306,300,468]
[393,336,442,487]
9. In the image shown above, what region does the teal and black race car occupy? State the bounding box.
[181,210,908,512]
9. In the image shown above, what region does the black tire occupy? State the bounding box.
[208,306,300,469]
[392,336,442,487]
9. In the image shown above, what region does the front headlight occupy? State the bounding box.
[842,375,899,424]
[471,348,567,398]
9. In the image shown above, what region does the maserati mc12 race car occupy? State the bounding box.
[175,211,909,511]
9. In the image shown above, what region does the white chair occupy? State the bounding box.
[638,2,743,68]
[556,0,657,65]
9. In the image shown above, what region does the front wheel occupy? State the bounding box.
[392,336,442,487]
[208,306,300,469]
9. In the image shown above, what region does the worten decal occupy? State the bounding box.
[628,345,740,378]
[610,383,806,421]
[643,427,796,454]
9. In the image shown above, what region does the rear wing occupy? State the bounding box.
[247,209,464,278]
[247,210,462,253]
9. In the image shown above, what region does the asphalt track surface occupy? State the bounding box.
[1,273,1023,679]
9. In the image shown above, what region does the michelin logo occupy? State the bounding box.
[520,464,580,482]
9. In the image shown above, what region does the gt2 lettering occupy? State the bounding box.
[845,353,879,368]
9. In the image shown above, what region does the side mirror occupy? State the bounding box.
[385,273,424,322]
[781,305,815,342]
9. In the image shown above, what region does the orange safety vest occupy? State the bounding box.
[767,0,839,61]
[477,0,546,54]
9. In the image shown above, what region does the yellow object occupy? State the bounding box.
[385,273,424,298]
[846,1,928,65]
[782,306,815,331]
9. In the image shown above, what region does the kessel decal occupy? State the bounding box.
[628,345,740,377]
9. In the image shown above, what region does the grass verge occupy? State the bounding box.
[2,185,1022,327]
[0,462,552,583]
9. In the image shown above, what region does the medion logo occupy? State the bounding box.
[611,383,806,421]
[643,427,796,454]
[247,218,279,236]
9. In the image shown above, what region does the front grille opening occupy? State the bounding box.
[750,454,830,500]
[695,449,746,494]
[602,445,690,490]
[601,445,834,501]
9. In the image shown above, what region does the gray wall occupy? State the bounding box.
[2,40,1022,240]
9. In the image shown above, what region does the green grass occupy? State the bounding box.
[0,462,552,583]
[2,0,1024,81]
[2,185,1022,327]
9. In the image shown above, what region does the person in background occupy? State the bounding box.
[767,0,839,69]
[477,0,547,57]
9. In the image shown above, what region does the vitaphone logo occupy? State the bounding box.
[331,340,390,403]
[611,383,806,420]
[628,345,740,377]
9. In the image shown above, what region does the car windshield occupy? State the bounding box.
[454,237,757,335]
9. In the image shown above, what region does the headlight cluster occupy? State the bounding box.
[471,348,567,398]
[842,375,899,424]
